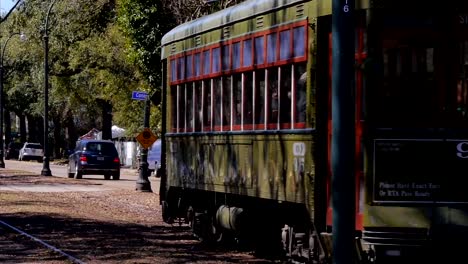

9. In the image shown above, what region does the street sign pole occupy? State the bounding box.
[135,98,152,192]
[331,0,355,263]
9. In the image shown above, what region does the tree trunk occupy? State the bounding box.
[27,115,44,144]
[101,100,112,140]
[19,114,26,143]
[4,110,11,147]
[53,116,62,158]
[65,111,78,150]
[26,115,37,142]
[38,116,44,146]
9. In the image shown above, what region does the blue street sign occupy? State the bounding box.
[132,91,148,101]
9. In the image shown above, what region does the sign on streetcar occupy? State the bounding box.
[373,139,468,204]
[132,91,148,101]
[136,128,157,149]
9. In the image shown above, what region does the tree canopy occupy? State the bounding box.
[0,0,245,155]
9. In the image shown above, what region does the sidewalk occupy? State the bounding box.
[0,184,110,192]
[0,168,121,192]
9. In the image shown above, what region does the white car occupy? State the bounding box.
[18,142,44,162]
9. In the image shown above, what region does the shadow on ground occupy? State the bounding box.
[0,213,279,264]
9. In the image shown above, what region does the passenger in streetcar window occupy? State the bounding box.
[233,75,242,126]
[223,77,232,129]
[186,84,194,132]
[203,80,211,130]
[268,69,279,124]
[195,82,202,131]
[296,71,307,123]
[244,73,254,128]
[213,78,222,130]
[271,86,279,121]
[255,71,266,127]
[280,67,292,125]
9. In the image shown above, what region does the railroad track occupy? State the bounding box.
[0,219,85,264]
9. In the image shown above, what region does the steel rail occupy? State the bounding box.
[0,219,86,264]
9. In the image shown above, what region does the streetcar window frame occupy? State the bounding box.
[168,21,309,134]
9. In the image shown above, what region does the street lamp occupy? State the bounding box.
[135,98,152,192]
[41,0,58,176]
[0,32,26,168]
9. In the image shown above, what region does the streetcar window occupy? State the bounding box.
[268,68,279,128]
[293,26,306,58]
[280,66,292,128]
[377,32,438,126]
[223,76,232,130]
[213,47,221,73]
[171,60,177,81]
[267,33,277,63]
[371,14,468,128]
[167,23,310,133]
[203,80,212,131]
[233,74,242,127]
[186,83,194,132]
[255,70,266,128]
[255,36,265,65]
[194,53,201,77]
[203,50,210,75]
[244,72,254,129]
[178,85,186,132]
[222,45,230,71]
[295,63,307,124]
[233,42,241,69]
[243,39,253,67]
[186,55,193,79]
[455,40,468,125]
[195,82,202,131]
[177,57,185,81]
[280,30,291,61]
[457,41,468,118]
[171,86,177,132]
[213,78,222,129]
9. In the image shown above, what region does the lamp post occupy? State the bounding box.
[0,32,25,168]
[135,98,152,192]
[41,0,58,176]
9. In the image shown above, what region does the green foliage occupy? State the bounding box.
[117,0,175,88]
[1,0,151,141]
[0,0,243,148]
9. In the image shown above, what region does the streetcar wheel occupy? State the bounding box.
[197,213,224,244]
[187,206,195,228]
[162,201,173,224]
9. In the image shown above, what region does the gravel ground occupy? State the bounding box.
[0,169,280,263]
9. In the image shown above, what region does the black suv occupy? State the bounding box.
[5,142,23,160]
[67,139,120,180]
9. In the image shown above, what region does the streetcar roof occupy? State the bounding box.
[161,0,306,47]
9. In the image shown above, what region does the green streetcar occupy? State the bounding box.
[159,0,468,262]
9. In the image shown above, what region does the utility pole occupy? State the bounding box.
[331,0,355,263]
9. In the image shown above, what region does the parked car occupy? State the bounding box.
[5,142,23,160]
[67,139,120,180]
[18,142,44,162]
